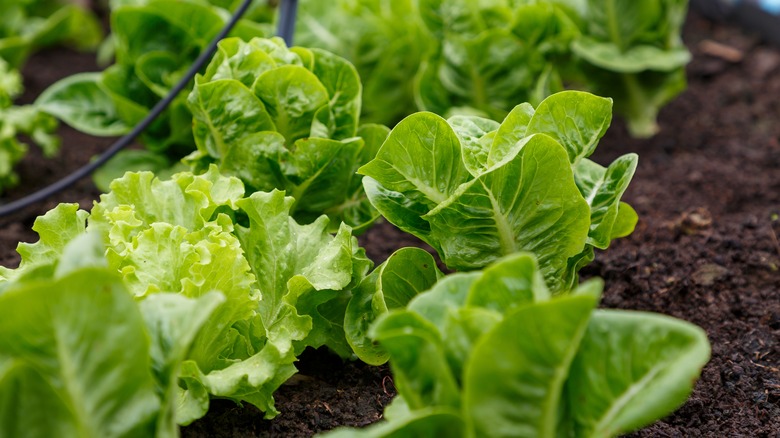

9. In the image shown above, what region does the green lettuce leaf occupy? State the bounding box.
[345,247,443,365]
[568,0,690,137]
[0,261,161,437]
[567,310,712,437]
[187,36,387,231]
[361,91,636,291]
[329,252,710,437]
[1,165,373,423]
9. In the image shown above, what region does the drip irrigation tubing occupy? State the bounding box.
[0,0,300,217]
[277,0,299,45]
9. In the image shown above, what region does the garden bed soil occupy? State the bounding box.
[1,8,778,437]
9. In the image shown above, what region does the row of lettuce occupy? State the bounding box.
[0,1,709,436]
[0,0,103,188]
[0,0,688,194]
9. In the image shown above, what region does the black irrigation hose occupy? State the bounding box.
[0,0,264,217]
[277,0,299,45]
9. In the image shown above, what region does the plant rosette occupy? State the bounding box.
[360,90,638,293]
[185,36,390,232]
[325,252,711,438]
[0,165,373,427]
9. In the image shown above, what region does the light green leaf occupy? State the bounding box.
[0,268,160,438]
[463,292,599,438]
[574,154,638,248]
[371,310,461,411]
[0,203,87,282]
[526,90,612,164]
[36,72,130,136]
[253,64,330,143]
[345,247,443,365]
[466,252,550,312]
[567,310,711,437]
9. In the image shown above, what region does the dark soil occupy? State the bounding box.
[1,8,778,438]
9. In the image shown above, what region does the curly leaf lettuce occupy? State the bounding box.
[0,58,59,193]
[0,165,372,423]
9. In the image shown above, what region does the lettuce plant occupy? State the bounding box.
[284,0,689,136]
[360,91,637,292]
[294,0,434,125]
[0,0,102,69]
[185,36,390,231]
[0,166,372,424]
[564,0,690,137]
[0,232,221,438]
[35,0,270,189]
[325,253,711,438]
[0,58,59,192]
[414,0,578,121]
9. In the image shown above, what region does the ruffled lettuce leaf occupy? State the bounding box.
[0,166,372,423]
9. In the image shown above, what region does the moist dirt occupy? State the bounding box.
[1,9,778,438]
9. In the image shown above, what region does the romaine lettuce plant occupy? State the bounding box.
[283,0,689,136]
[185,36,390,231]
[324,252,711,438]
[414,0,577,121]
[564,0,690,137]
[360,90,637,292]
[0,165,373,423]
[294,0,434,125]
